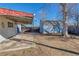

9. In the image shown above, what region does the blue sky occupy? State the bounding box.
[0,3,61,26]
[0,3,44,13]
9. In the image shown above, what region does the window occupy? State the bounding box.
[8,22,13,28]
[1,22,5,28]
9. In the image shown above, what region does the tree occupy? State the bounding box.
[60,3,79,37]
[69,4,79,27]
[60,3,69,37]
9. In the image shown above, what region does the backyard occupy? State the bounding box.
[0,33,79,56]
[0,3,79,56]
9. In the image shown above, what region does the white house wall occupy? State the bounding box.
[0,16,17,38]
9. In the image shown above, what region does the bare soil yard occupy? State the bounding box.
[0,33,79,56]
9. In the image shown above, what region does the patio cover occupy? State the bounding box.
[0,8,33,24]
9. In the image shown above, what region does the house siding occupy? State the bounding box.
[0,16,17,38]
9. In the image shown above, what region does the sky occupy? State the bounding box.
[0,3,44,13]
[0,3,61,26]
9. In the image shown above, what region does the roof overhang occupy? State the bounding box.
[0,8,33,24]
[0,15,33,24]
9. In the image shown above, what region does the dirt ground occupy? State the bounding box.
[0,33,79,56]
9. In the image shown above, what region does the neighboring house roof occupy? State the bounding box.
[0,8,33,24]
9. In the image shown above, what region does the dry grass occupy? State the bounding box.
[0,33,79,56]
[33,34,79,53]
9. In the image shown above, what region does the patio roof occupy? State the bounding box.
[0,8,33,24]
